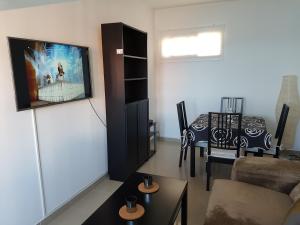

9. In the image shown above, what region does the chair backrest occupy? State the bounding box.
[176,101,188,136]
[275,104,289,147]
[207,112,242,157]
[221,97,244,114]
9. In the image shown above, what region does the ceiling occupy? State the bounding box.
[0,0,231,11]
[144,0,233,9]
[0,0,76,11]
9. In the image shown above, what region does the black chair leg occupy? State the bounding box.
[179,139,184,167]
[206,160,211,191]
[244,151,248,156]
[179,147,184,167]
[274,147,280,158]
[184,145,188,160]
[254,149,263,157]
[200,147,204,157]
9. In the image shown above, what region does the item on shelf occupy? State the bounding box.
[138,181,160,194]
[125,195,137,213]
[149,119,157,158]
[119,204,145,221]
[143,175,153,189]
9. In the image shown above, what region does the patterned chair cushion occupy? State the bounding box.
[210,149,237,159]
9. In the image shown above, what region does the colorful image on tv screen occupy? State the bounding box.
[24,42,85,107]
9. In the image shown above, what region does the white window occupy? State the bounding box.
[160,26,224,60]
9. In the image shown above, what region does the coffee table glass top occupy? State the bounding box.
[82,172,188,225]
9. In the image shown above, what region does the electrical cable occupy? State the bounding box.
[88,98,107,128]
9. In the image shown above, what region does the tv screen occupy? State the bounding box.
[8,37,92,111]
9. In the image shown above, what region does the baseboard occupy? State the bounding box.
[38,173,109,225]
[158,136,180,143]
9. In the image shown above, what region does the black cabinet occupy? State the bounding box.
[102,23,149,181]
[125,100,149,169]
[138,100,149,163]
[125,102,139,173]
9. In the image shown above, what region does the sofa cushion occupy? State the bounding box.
[282,199,300,225]
[289,183,300,202]
[204,179,293,225]
[231,157,300,194]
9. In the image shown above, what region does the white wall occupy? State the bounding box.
[154,0,300,149]
[0,0,154,224]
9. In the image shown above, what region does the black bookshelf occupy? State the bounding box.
[101,23,149,181]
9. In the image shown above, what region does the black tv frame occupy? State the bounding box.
[8,37,92,111]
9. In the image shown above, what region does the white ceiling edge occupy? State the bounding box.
[0,0,238,13]
[0,0,77,11]
[146,0,239,10]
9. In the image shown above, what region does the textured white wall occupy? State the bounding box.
[0,0,154,224]
[154,0,300,149]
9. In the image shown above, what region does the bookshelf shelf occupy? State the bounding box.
[102,22,149,181]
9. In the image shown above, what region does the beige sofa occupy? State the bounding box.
[204,157,300,225]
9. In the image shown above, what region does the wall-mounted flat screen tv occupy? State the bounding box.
[8,37,92,111]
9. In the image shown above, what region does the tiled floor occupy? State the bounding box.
[42,140,232,225]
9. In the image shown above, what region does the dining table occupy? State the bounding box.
[185,114,272,177]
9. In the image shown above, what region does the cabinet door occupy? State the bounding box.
[138,100,149,164]
[125,103,138,174]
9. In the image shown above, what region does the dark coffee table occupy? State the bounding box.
[82,172,188,225]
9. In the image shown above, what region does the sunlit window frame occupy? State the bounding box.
[159,26,225,62]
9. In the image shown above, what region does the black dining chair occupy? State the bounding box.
[221,97,244,114]
[177,101,207,167]
[245,104,289,158]
[206,112,242,191]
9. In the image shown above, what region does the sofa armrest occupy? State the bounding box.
[231,157,300,194]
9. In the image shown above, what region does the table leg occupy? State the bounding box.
[181,187,188,225]
[190,143,195,177]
